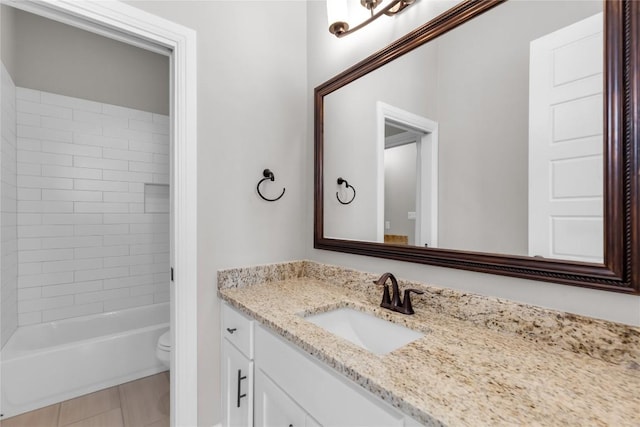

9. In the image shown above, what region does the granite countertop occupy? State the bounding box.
[217,261,640,426]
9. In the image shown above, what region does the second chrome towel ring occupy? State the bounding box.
[257,169,285,202]
[336,177,356,205]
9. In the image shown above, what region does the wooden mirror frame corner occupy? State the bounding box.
[314,0,639,294]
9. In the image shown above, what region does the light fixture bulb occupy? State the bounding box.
[327,0,350,35]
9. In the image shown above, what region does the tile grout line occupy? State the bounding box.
[57,387,116,427]
[118,385,126,427]
[118,384,128,427]
[56,403,61,427]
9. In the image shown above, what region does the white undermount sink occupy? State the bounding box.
[303,307,424,355]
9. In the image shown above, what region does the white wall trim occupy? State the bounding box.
[3,1,198,425]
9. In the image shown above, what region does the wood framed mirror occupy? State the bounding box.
[314,0,639,293]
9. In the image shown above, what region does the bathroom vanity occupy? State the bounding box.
[221,303,421,427]
[218,261,640,426]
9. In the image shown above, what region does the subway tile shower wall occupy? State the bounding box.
[15,88,170,326]
[1,63,19,347]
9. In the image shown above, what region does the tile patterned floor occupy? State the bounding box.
[0,372,169,427]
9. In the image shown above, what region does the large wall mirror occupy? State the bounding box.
[314,0,639,293]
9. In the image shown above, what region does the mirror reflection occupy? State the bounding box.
[323,0,604,263]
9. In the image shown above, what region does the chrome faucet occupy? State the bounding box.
[373,272,424,315]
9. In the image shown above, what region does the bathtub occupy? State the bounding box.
[1,303,169,418]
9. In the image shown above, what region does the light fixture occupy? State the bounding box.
[327,0,416,38]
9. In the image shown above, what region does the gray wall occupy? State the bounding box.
[384,143,417,245]
[307,0,639,327]
[1,5,17,78]
[124,2,308,426]
[4,6,169,115]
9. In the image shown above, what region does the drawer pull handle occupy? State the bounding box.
[237,369,247,408]
[226,328,237,334]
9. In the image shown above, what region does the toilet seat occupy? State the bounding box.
[158,331,171,351]
[156,330,171,369]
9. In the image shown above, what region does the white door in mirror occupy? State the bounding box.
[529,13,603,263]
[529,13,604,263]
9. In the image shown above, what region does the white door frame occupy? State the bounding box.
[377,102,438,247]
[3,1,199,425]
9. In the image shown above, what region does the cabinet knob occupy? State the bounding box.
[226,327,237,334]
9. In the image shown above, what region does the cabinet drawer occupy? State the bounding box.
[222,303,254,358]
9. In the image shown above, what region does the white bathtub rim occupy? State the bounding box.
[2,302,169,358]
[9,300,168,334]
[2,322,170,361]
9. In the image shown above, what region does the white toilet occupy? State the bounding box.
[156,330,171,369]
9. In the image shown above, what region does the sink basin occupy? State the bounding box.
[303,307,424,355]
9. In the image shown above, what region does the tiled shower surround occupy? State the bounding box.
[1,63,18,347]
[14,87,170,326]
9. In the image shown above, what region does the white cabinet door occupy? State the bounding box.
[255,368,320,427]
[222,340,253,427]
